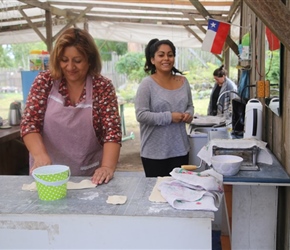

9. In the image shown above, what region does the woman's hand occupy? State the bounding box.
[182,112,193,124]
[91,166,114,185]
[30,153,52,174]
[172,112,193,123]
[171,112,185,123]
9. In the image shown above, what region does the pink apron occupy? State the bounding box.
[31,75,103,176]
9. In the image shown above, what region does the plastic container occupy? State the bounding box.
[32,165,70,201]
[29,50,42,70]
[244,99,263,140]
[188,132,208,166]
[29,50,50,70]
[41,50,50,70]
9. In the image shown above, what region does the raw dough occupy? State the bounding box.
[106,195,127,205]
[67,179,96,189]
[22,179,96,191]
[22,182,37,191]
[148,176,172,203]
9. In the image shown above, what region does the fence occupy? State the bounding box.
[0,56,127,96]
[0,68,22,93]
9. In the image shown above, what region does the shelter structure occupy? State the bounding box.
[1,1,290,249]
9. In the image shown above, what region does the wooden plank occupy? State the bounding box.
[244,0,290,51]
[221,235,231,250]
[99,0,233,6]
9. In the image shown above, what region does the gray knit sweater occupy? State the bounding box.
[135,76,194,159]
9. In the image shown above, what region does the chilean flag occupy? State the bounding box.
[202,18,230,54]
[265,26,280,51]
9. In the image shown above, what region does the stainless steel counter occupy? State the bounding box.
[0,171,214,249]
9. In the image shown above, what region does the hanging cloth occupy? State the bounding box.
[238,69,250,101]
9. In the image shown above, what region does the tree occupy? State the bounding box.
[115,52,146,83]
[265,50,280,84]
[95,40,127,61]
[0,45,14,68]
[10,42,46,69]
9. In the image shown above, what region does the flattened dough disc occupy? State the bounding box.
[106,195,127,205]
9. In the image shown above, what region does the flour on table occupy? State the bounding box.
[149,176,172,203]
[106,195,127,205]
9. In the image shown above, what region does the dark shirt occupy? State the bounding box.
[211,85,221,116]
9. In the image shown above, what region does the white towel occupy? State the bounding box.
[157,168,223,211]
[169,168,223,192]
[197,138,273,166]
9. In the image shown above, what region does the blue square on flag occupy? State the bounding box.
[202,18,230,54]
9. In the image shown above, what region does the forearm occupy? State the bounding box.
[23,133,49,159]
[101,142,121,171]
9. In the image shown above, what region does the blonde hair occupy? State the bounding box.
[49,28,102,79]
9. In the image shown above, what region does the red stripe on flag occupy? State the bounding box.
[211,22,230,54]
[265,27,280,51]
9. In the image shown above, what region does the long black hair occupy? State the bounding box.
[144,38,183,75]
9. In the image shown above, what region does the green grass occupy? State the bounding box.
[123,98,209,128]
[192,98,209,116]
[0,93,209,123]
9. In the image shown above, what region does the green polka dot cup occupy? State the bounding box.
[32,165,70,201]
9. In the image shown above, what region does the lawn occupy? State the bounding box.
[0,93,209,122]
[123,98,209,128]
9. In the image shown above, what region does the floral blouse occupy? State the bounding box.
[20,71,122,146]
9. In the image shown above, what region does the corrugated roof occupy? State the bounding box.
[0,0,240,47]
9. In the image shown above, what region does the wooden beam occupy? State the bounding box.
[99,0,233,6]
[53,6,93,41]
[18,0,68,17]
[227,0,241,21]
[243,0,290,51]
[18,8,46,43]
[45,10,53,52]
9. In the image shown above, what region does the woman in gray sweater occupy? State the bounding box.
[207,65,237,116]
[135,38,194,177]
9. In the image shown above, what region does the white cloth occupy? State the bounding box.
[197,138,273,166]
[170,167,223,191]
[158,168,223,211]
[191,115,225,126]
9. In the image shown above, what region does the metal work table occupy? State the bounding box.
[0,171,214,249]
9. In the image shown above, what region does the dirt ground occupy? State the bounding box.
[116,126,144,173]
